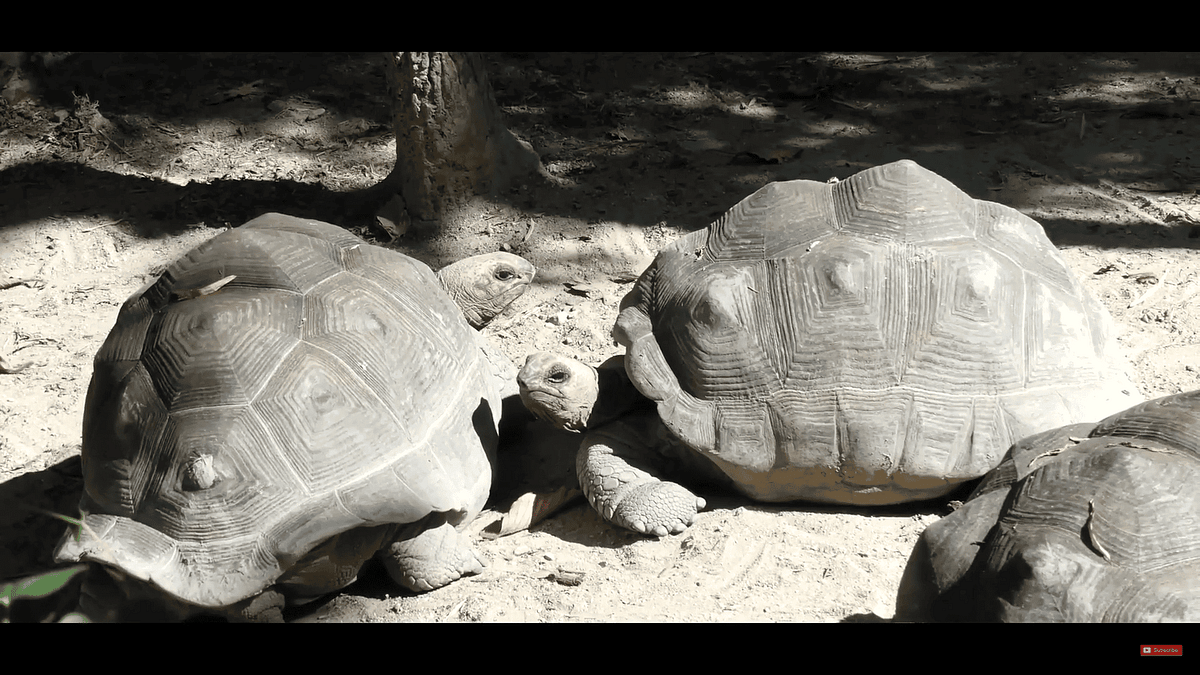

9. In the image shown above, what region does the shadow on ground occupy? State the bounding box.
[3,52,1199,250]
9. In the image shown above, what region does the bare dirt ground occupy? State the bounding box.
[2,52,1199,623]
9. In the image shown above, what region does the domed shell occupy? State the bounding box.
[899,390,1200,621]
[54,214,496,607]
[614,160,1139,504]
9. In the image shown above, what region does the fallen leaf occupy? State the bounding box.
[496,487,583,536]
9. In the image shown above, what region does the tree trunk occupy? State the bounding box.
[383,52,546,237]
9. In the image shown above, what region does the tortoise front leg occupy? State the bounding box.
[378,517,486,592]
[577,416,706,537]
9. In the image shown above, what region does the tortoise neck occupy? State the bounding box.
[588,356,647,427]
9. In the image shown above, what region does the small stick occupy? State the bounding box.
[1027,446,1066,468]
[95,127,132,156]
[171,275,237,302]
[1118,440,1178,455]
[81,220,124,233]
[521,218,537,246]
[0,278,44,291]
[1028,437,1083,468]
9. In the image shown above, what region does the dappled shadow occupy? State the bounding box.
[1,52,397,237]
[4,52,1199,249]
[15,52,389,128]
[490,52,1200,249]
[0,160,382,237]
[695,478,976,521]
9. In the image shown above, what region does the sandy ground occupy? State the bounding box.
[2,52,1199,622]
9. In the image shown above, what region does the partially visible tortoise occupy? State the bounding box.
[518,159,1140,537]
[896,390,1200,622]
[53,213,535,621]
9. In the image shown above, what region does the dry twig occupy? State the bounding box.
[0,278,44,291]
[171,275,237,302]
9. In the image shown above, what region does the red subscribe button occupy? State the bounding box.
[1140,645,1182,656]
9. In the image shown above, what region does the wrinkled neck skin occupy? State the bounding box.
[436,253,535,329]
[440,278,513,329]
[587,355,648,428]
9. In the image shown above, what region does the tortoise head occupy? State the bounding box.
[437,252,536,329]
[517,353,642,431]
[518,352,597,431]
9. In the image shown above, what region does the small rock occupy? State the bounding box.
[550,569,586,586]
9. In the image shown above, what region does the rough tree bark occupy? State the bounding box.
[381,52,547,237]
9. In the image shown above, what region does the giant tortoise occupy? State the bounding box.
[53,213,535,621]
[518,159,1139,537]
[896,389,1200,622]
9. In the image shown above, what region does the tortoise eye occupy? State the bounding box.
[495,267,516,281]
[546,369,569,385]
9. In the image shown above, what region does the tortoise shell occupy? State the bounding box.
[53,214,497,608]
[614,160,1139,504]
[898,390,1200,621]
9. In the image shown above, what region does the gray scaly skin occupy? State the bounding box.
[379,519,485,593]
[439,251,536,402]
[437,252,535,329]
[518,354,720,537]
